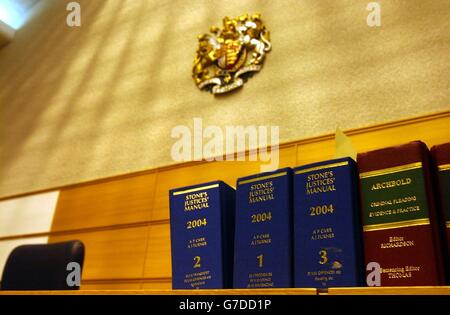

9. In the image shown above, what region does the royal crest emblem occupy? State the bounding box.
[193,13,272,94]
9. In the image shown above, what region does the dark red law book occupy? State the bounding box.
[357,141,446,286]
[431,142,450,282]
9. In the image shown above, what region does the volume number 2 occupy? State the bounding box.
[194,256,201,268]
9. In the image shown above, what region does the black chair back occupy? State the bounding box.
[1,240,85,290]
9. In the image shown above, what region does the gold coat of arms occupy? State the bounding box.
[193,13,272,94]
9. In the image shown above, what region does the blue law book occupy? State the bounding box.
[233,168,293,288]
[169,181,235,289]
[293,157,363,288]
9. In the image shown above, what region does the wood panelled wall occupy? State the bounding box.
[0,111,449,289]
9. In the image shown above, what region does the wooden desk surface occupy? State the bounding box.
[1,287,450,295]
[326,286,450,295]
[0,288,317,295]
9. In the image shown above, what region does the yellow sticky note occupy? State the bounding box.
[334,127,357,161]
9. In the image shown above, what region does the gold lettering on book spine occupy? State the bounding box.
[173,184,219,195]
[295,161,349,175]
[359,162,422,179]
[438,164,450,171]
[238,172,287,185]
[363,218,430,232]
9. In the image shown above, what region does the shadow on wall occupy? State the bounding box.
[0,0,107,187]
[0,0,183,190]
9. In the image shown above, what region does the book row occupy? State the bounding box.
[169,141,450,288]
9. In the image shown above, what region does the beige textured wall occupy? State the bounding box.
[0,0,449,198]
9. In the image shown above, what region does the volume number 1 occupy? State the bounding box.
[257,254,264,268]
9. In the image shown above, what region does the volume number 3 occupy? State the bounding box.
[319,250,328,265]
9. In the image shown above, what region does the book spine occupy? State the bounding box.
[170,182,233,289]
[359,159,443,285]
[431,144,450,284]
[221,184,236,288]
[294,159,363,288]
[233,170,293,288]
[436,164,450,228]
